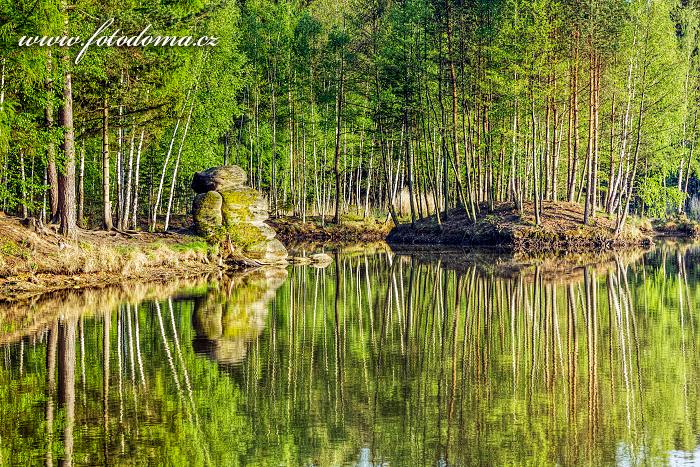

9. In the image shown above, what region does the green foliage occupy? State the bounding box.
[637,176,686,217]
[2,0,700,228]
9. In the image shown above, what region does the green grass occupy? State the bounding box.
[0,241,21,257]
[79,241,94,252]
[169,240,210,254]
[114,245,134,256]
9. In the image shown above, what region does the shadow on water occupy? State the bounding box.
[0,242,699,464]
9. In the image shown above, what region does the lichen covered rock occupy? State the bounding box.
[193,191,224,239]
[221,189,268,225]
[192,165,247,194]
[244,238,288,264]
[191,165,287,265]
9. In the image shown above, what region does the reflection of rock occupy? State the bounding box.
[191,165,288,265]
[289,256,312,265]
[288,252,333,267]
[309,253,333,267]
[192,267,287,366]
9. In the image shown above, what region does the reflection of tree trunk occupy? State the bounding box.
[168,299,196,419]
[619,264,642,400]
[19,339,24,376]
[58,318,76,467]
[126,305,136,384]
[606,273,616,405]
[405,257,415,355]
[566,283,578,430]
[333,252,343,409]
[677,251,689,418]
[445,271,460,464]
[133,305,146,388]
[125,305,139,417]
[584,267,599,450]
[46,321,59,467]
[155,301,182,396]
[510,277,519,391]
[79,317,86,405]
[103,311,110,464]
[117,308,124,425]
[609,267,632,432]
[364,255,376,346]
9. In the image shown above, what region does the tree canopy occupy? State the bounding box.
[2,0,700,234]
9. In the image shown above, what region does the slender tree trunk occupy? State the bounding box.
[446,1,475,221]
[78,141,85,228]
[510,89,520,211]
[58,1,77,238]
[102,96,113,230]
[567,30,580,203]
[152,88,190,230]
[165,96,195,231]
[333,49,344,225]
[132,128,145,229]
[605,93,616,210]
[46,52,59,222]
[616,54,647,235]
[531,86,541,225]
[121,125,135,230]
[584,48,595,225]
[20,150,27,218]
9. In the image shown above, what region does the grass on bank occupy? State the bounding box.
[0,215,217,280]
[652,215,700,238]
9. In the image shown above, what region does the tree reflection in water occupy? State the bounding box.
[0,244,699,465]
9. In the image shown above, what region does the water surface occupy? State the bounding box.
[1,243,699,465]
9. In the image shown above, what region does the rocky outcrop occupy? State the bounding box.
[192,165,247,193]
[192,166,287,265]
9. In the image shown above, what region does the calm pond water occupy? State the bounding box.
[1,243,699,465]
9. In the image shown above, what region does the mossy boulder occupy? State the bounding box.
[192,165,247,194]
[193,191,225,240]
[191,165,287,264]
[221,189,268,225]
[244,238,288,264]
[227,222,269,250]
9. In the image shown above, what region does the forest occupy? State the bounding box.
[1,0,700,237]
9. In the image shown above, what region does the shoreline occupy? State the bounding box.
[1,205,697,302]
[0,215,230,302]
[386,201,655,253]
